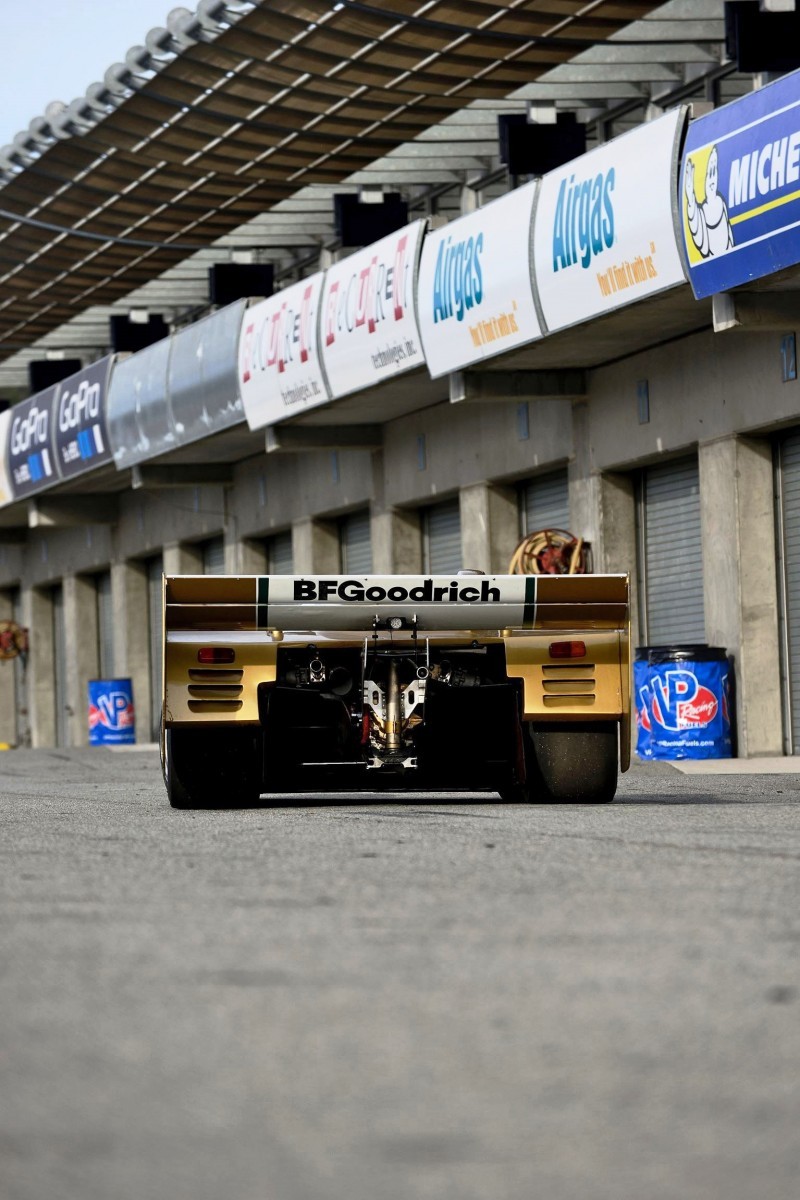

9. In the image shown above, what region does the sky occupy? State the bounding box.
[0,0,183,146]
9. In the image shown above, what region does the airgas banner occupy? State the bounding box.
[319,220,426,398]
[6,387,59,500]
[533,108,688,332]
[238,274,329,430]
[680,69,800,298]
[417,184,542,378]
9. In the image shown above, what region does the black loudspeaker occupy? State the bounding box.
[498,113,586,177]
[333,193,409,247]
[28,359,83,393]
[209,262,274,306]
[725,2,800,73]
[109,314,169,354]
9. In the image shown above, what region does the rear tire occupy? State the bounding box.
[163,727,263,809]
[523,722,618,803]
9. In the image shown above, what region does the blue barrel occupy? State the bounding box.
[88,678,136,745]
[634,646,733,761]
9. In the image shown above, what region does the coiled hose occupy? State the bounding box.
[508,529,586,575]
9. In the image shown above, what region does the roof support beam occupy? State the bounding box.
[131,464,234,489]
[713,292,800,333]
[449,369,586,404]
[266,425,383,453]
[28,496,119,528]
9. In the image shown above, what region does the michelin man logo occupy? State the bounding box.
[684,145,734,260]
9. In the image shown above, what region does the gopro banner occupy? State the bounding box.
[681,69,800,298]
[6,387,58,500]
[319,220,426,398]
[534,108,688,332]
[53,358,113,480]
[417,185,542,378]
[238,273,329,430]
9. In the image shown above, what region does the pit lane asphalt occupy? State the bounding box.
[1,748,798,1200]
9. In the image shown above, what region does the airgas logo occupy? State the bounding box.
[552,168,615,271]
[431,232,484,323]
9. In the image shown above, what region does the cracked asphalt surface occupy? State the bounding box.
[1,748,799,1200]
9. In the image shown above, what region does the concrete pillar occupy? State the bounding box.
[371,509,422,573]
[230,539,267,575]
[163,543,203,576]
[699,435,782,756]
[569,400,601,551]
[23,586,56,749]
[62,574,99,747]
[594,472,641,644]
[111,561,151,746]
[0,590,15,746]
[292,518,340,573]
[460,483,518,574]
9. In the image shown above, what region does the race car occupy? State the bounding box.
[160,572,630,807]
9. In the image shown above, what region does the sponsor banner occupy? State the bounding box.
[417,186,542,378]
[107,338,174,470]
[681,69,800,298]
[169,300,247,441]
[0,410,12,507]
[254,574,536,631]
[6,387,58,500]
[53,358,113,480]
[534,108,688,332]
[320,221,426,397]
[238,274,329,430]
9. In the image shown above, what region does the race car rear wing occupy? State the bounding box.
[164,574,629,633]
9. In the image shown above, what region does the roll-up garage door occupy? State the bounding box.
[520,469,570,536]
[340,510,373,573]
[775,431,800,752]
[202,537,226,575]
[147,556,164,741]
[52,584,67,747]
[423,499,462,573]
[96,572,114,679]
[637,456,705,645]
[267,531,293,574]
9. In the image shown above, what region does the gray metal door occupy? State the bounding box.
[520,469,570,536]
[636,456,705,646]
[147,556,164,741]
[52,584,67,747]
[267,531,294,574]
[340,510,372,573]
[423,499,462,573]
[96,572,114,679]
[775,432,800,752]
[202,537,226,575]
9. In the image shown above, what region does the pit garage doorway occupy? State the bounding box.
[340,510,372,574]
[266,531,293,574]
[635,455,705,647]
[519,469,570,539]
[422,499,462,574]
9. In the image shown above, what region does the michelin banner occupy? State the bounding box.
[238,274,329,431]
[681,69,800,299]
[417,183,542,378]
[319,220,426,398]
[533,108,688,332]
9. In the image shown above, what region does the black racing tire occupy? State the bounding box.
[163,727,263,809]
[523,721,619,804]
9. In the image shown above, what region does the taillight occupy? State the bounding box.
[548,640,586,659]
[197,647,235,664]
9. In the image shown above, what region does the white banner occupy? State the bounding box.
[533,108,687,332]
[319,220,426,398]
[237,273,329,431]
[0,410,11,507]
[417,183,542,379]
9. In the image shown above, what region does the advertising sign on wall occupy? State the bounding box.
[169,300,247,441]
[680,69,800,298]
[0,410,12,507]
[53,358,113,480]
[417,185,542,378]
[6,387,58,500]
[107,338,174,470]
[320,220,426,397]
[533,108,688,332]
[238,273,329,430]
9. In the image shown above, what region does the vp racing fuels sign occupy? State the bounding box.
[238,273,330,430]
